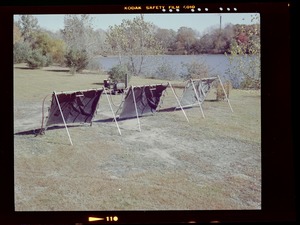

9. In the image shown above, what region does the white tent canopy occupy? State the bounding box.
[176,76,233,117]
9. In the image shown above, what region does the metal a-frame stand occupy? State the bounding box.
[53,91,73,146]
[113,85,142,132]
[117,85,163,132]
[175,77,233,119]
[190,80,205,118]
[115,83,185,131]
[131,86,142,132]
[44,88,122,146]
[217,75,234,113]
[168,82,190,123]
[103,88,122,135]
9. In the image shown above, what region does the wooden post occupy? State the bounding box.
[125,73,128,89]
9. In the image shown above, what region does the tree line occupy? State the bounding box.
[13,14,260,89]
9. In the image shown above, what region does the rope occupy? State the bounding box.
[109,90,124,108]
[35,94,50,136]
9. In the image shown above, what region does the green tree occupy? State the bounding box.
[64,48,89,74]
[106,14,163,76]
[14,15,51,68]
[26,49,49,69]
[17,15,39,43]
[108,64,131,83]
[13,42,31,63]
[61,14,99,73]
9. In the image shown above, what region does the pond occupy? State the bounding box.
[92,54,259,87]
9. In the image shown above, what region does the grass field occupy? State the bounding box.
[14,64,261,211]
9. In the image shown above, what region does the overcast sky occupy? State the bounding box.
[14,13,259,34]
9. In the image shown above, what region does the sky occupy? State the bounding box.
[14,13,259,34]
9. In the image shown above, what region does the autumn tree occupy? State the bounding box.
[13,23,23,44]
[225,14,261,89]
[14,15,48,68]
[154,28,177,54]
[13,22,29,63]
[194,33,215,54]
[31,32,66,65]
[14,16,39,64]
[175,27,198,55]
[106,14,163,76]
[210,25,235,54]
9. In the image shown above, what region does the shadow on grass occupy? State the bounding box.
[14,66,34,70]
[44,69,70,72]
[92,82,104,85]
[157,106,178,112]
[14,124,84,136]
[15,107,194,136]
[95,107,189,121]
[205,99,219,102]
[93,118,115,123]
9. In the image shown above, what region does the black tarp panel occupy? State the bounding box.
[46,89,103,127]
[179,78,217,107]
[118,84,168,119]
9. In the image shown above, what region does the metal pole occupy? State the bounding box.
[103,88,122,135]
[131,86,142,132]
[191,79,205,118]
[217,75,234,112]
[54,92,73,146]
[168,82,189,123]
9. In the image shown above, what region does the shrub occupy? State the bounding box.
[216,80,232,101]
[240,75,261,89]
[180,60,212,81]
[225,54,261,89]
[154,61,177,80]
[107,64,131,84]
[64,48,89,73]
[26,49,49,69]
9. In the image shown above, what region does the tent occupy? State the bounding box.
[115,84,168,131]
[176,76,233,118]
[114,83,191,131]
[177,77,217,108]
[117,84,168,119]
[43,88,121,145]
[44,89,103,145]
[46,89,103,128]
